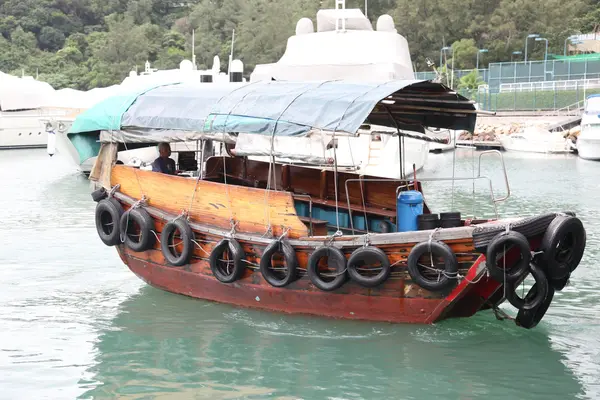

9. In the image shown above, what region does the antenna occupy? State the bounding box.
[228,29,235,79]
[365,0,368,17]
[335,0,346,31]
[192,29,197,70]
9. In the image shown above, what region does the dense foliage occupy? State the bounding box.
[0,0,597,89]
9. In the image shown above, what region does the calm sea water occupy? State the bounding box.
[1,148,600,400]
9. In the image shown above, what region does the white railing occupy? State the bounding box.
[499,79,600,93]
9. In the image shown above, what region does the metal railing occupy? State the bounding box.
[341,150,511,234]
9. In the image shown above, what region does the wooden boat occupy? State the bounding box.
[81,79,586,329]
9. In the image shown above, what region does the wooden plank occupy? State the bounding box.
[111,165,309,238]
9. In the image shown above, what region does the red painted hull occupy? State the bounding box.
[119,248,496,325]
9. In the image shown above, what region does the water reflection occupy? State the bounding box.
[79,286,583,400]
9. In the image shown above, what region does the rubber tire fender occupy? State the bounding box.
[210,238,246,283]
[95,198,124,246]
[307,246,347,291]
[91,187,108,202]
[347,246,391,288]
[515,284,555,329]
[486,231,531,284]
[539,215,586,279]
[506,263,549,311]
[119,207,156,252]
[160,218,195,266]
[259,240,298,287]
[407,240,458,292]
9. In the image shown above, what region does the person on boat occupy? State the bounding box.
[151,142,176,175]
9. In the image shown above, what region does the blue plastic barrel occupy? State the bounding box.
[396,190,424,232]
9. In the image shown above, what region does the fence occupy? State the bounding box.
[415,58,600,93]
[414,68,489,83]
[458,87,600,112]
[499,78,600,92]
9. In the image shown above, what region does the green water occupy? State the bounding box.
[1,149,599,399]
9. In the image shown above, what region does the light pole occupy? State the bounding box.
[511,51,523,62]
[439,46,451,68]
[535,37,549,80]
[524,33,539,62]
[476,48,488,70]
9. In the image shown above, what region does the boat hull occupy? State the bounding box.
[120,247,492,324]
[577,138,600,160]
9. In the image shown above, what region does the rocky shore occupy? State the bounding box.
[457,122,581,142]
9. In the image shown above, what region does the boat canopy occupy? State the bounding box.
[69,79,477,143]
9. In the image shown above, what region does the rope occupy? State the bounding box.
[332,130,341,233]
[451,130,457,211]
[326,230,343,246]
[108,184,120,197]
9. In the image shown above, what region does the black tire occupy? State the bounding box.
[119,208,156,252]
[407,240,458,292]
[347,246,391,288]
[307,246,347,291]
[95,198,124,246]
[209,238,246,283]
[91,187,108,202]
[515,284,555,329]
[160,218,195,266]
[259,240,298,287]
[486,231,531,284]
[550,274,570,291]
[539,215,586,279]
[506,263,549,311]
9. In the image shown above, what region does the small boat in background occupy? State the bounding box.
[577,94,600,160]
[498,125,574,154]
[79,79,586,329]
[0,72,77,150]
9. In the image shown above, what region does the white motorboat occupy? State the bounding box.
[0,72,77,150]
[248,1,430,178]
[497,125,574,154]
[577,94,600,160]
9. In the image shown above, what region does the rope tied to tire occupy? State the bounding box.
[227,218,239,239]
[108,184,121,198]
[424,228,458,281]
[326,230,343,246]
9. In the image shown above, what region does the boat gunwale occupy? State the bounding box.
[112,190,522,249]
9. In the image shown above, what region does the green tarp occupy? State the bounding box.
[69,83,175,134]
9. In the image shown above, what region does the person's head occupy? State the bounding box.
[158,142,171,158]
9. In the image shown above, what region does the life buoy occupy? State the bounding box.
[259,240,298,287]
[91,187,108,203]
[407,240,458,292]
[485,231,531,283]
[210,238,246,283]
[95,198,124,246]
[119,208,156,252]
[506,263,549,311]
[347,246,391,288]
[307,246,347,291]
[539,215,586,280]
[515,284,555,329]
[160,218,195,266]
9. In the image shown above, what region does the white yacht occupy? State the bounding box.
[498,125,574,154]
[248,1,430,178]
[0,72,76,150]
[577,95,600,160]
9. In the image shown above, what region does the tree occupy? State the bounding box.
[458,69,485,90]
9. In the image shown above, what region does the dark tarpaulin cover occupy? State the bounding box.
[74,79,477,141]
